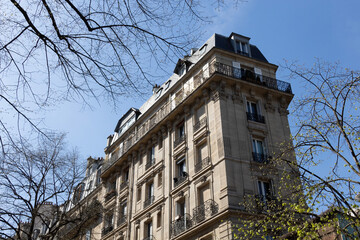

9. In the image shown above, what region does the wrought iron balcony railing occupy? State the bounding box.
[213,62,292,94]
[104,190,117,202]
[171,214,193,237]
[174,172,188,188]
[193,117,207,132]
[195,157,211,173]
[192,199,219,224]
[101,225,113,236]
[145,158,155,170]
[118,215,127,226]
[252,152,270,164]
[120,181,129,190]
[255,195,281,212]
[246,112,265,123]
[143,195,155,208]
[174,135,186,149]
[102,61,292,175]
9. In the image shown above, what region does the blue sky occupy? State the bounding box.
[44,0,360,160]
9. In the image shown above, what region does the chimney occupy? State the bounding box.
[107,135,113,147]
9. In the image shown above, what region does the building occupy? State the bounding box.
[67,32,296,240]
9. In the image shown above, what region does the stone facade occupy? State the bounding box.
[66,32,296,240]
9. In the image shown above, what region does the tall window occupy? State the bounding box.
[178,122,185,139]
[145,221,153,238]
[148,182,154,199]
[235,40,249,56]
[177,157,187,177]
[148,146,155,163]
[247,101,258,115]
[85,229,91,240]
[252,139,264,155]
[176,198,186,217]
[258,180,272,203]
[124,168,129,182]
[157,210,162,228]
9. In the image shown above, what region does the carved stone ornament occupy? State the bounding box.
[232,83,243,104]
[211,90,220,102]
[264,92,275,112]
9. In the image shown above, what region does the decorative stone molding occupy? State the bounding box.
[264,92,275,112]
[278,96,289,115]
[183,105,190,116]
[232,83,243,104]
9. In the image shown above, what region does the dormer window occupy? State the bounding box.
[235,40,249,57]
[179,64,186,76]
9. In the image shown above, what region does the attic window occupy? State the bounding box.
[165,80,171,90]
[156,88,163,99]
[179,64,186,76]
[235,40,249,57]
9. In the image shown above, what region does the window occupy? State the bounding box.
[144,181,154,208]
[258,180,272,203]
[145,221,153,239]
[148,146,155,163]
[195,143,209,172]
[252,138,269,163]
[232,61,241,78]
[96,169,101,186]
[179,64,186,76]
[198,183,211,206]
[85,229,91,240]
[252,139,264,155]
[157,210,162,228]
[247,100,265,123]
[177,157,187,178]
[104,212,114,228]
[247,101,258,115]
[73,183,85,204]
[158,136,163,149]
[158,172,163,187]
[87,180,93,191]
[178,123,185,138]
[124,168,129,182]
[235,40,249,56]
[137,187,141,202]
[176,198,186,217]
[108,178,116,192]
[121,201,127,216]
[174,157,187,187]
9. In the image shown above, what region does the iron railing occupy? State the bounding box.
[145,159,155,170]
[144,195,155,208]
[101,225,113,236]
[174,135,186,149]
[252,152,270,164]
[213,62,292,94]
[104,190,116,202]
[193,117,207,132]
[118,215,127,226]
[174,173,188,188]
[194,157,211,173]
[170,214,193,237]
[192,199,219,224]
[102,60,292,174]
[255,195,281,211]
[246,112,265,123]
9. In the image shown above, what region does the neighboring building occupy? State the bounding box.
[64,32,296,240]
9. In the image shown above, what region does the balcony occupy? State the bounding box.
[173,172,188,188]
[213,62,292,94]
[101,225,113,237]
[120,181,129,190]
[195,157,211,173]
[193,117,207,132]
[118,215,127,226]
[144,195,155,208]
[174,135,185,149]
[246,112,265,123]
[255,195,281,212]
[252,152,270,164]
[104,190,117,202]
[170,214,193,237]
[192,199,219,224]
[145,159,155,170]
